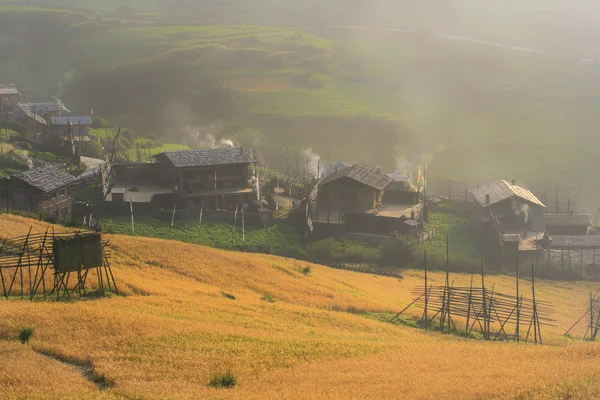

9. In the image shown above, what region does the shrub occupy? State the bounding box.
[220,290,236,300]
[301,266,311,276]
[261,292,276,303]
[209,369,237,389]
[380,237,412,267]
[17,327,35,344]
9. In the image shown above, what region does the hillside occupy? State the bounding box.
[3,3,600,206]
[2,214,600,399]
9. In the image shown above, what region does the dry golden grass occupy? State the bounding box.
[1,214,600,399]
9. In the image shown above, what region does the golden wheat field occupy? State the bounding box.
[1,214,600,400]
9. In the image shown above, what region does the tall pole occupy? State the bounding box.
[242,208,245,243]
[481,259,488,340]
[465,263,474,338]
[590,292,594,341]
[423,250,428,329]
[516,258,520,342]
[130,196,135,234]
[532,263,539,344]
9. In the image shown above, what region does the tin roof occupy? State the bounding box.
[19,102,70,115]
[155,148,255,168]
[13,166,77,193]
[470,180,545,208]
[502,233,522,243]
[319,164,393,191]
[0,84,19,95]
[50,116,91,126]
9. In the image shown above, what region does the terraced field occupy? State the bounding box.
[1,214,600,399]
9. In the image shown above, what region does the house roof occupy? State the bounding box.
[155,148,255,169]
[319,164,393,191]
[470,180,545,208]
[545,214,592,227]
[12,166,78,193]
[19,102,70,115]
[50,116,91,126]
[20,108,47,126]
[502,233,522,243]
[320,161,351,178]
[0,84,19,95]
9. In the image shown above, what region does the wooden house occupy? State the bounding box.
[469,180,547,260]
[544,214,591,236]
[384,172,419,204]
[470,180,546,235]
[50,116,91,138]
[316,164,392,217]
[0,84,20,117]
[153,148,256,210]
[1,166,77,220]
[107,148,256,212]
[312,164,422,238]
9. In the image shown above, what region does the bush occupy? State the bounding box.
[380,237,412,267]
[209,369,237,389]
[301,266,311,276]
[220,290,236,300]
[261,292,276,303]
[90,117,105,129]
[17,327,35,344]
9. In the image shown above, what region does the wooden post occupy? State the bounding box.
[465,263,474,338]
[242,208,245,243]
[481,259,488,340]
[561,236,564,270]
[516,258,520,342]
[130,196,135,234]
[423,250,428,329]
[532,263,539,344]
[590,292,594,341]
[198,208,203,239]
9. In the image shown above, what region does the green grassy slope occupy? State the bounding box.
[1,2,600,209]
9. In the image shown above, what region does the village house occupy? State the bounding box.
[0,84,20,118]
[50,116,91,138]
[469,179,547,258]
[312,164,422,238]
[1,166,77,220]
[107,148,257,211]
[544,213,592,236]
[18,101,70,117]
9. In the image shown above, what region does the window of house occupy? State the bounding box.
[41,194,48,202]
[48,191,57,200]
[57,188,66,197]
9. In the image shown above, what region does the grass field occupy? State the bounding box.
[2,214,600,399]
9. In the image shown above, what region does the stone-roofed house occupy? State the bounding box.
[469,179,547,260]
[312,164,422,238]
[1,166,77,220]
[317,164,393,215]
[145,147,256,210]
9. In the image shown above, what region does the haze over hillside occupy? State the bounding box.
[1,0,599,211]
